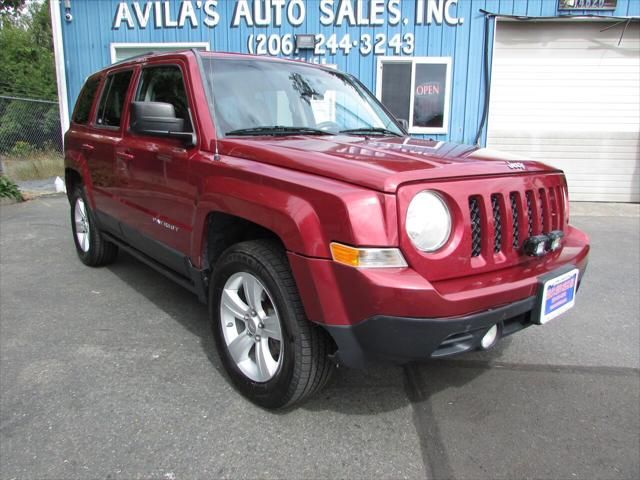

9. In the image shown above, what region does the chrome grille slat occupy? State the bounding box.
[556,185,565,227]
[538,188,546,232]
[469,197,482,257]
[525,190,534,237]
[510,192,519,248]
[549,188,557,230]
[491,194,502,253]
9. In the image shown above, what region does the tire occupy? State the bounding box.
[210,239,335,409]
[70,185,118,267]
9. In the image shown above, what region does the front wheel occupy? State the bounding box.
[69,185,118,266]
[210,240,334,409]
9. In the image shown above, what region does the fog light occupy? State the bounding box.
[547,230,564,251]
[523,235,549,257]
[480,325,499,349]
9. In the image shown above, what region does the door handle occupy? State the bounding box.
[116,151,135,161]
[81,143,94,152]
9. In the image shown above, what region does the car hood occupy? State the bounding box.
[220,135,561,193]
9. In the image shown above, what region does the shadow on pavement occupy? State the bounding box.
[106,251,497,419]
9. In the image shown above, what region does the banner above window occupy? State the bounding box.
[558,0,617,10]
[376,57,452,135]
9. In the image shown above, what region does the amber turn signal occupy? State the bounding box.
[330,242,408,268]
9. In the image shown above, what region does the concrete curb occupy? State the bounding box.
[21,191,66,201]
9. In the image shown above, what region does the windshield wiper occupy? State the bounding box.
[339,127,403,137]
[226,126,335,137]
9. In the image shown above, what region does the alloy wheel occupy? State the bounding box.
[220,272,284,382]
[74,198,90,252]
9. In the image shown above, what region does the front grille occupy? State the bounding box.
[468,186,565,257]
[491,194,502,253]
[469,197,482,257]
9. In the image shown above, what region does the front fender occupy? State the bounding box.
[189,155,398,267]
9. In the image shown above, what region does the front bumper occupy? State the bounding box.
[323,296,537,368]
[287,226,589,368]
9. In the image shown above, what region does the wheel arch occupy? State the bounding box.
[201,211,286,272]
[64,151,96,208]
[64,167,82,202]
[192,187,328,271]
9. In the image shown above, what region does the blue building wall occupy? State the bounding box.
[57,0,638,145]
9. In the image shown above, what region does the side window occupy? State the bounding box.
[72,76,100,124]
[135,66,192,132]
[96,70,133,128]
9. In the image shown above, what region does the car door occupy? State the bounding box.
[89,68,135,229]
[65,74,106,204]
[118,62,198,272]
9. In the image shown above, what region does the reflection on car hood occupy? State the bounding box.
[221,135,561,193]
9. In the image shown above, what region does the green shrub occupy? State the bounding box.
[0,101,61,155]
[9,140,36,157]
[0,175,22,201]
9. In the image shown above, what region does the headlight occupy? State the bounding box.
[405,190,451,252]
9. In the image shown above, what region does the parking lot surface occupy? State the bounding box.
[1,195,638,479]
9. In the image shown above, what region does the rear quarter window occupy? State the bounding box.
[72,76,100,125]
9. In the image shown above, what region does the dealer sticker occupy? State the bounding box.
[538,268,580,324]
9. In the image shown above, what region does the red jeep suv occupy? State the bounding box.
[64,50,589,408]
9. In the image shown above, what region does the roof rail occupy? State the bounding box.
[110,51,159,67]
[111,48,203,67]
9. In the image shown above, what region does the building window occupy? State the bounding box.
[376,57,452,135]
[109,42,209,64]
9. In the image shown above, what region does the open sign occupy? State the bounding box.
[415,82,441,96]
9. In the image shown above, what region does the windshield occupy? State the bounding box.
[199,57,404,137]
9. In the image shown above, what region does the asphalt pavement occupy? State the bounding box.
[1,195,638,480]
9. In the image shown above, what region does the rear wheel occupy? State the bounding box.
[210,239,334,409]
[70,185,118,266]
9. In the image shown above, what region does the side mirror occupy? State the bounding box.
[130,101,196,147]
[396,118,409,131]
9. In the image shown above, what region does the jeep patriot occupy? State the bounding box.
[64,50,589,408]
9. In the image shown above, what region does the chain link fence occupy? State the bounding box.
[0,95,64,181]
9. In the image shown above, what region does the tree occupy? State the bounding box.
[0,0,27,18]
[0,1,60,153]
[0,0,56,100]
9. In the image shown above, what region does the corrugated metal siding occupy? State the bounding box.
[59,0,636,146]
[487,21,639,202]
